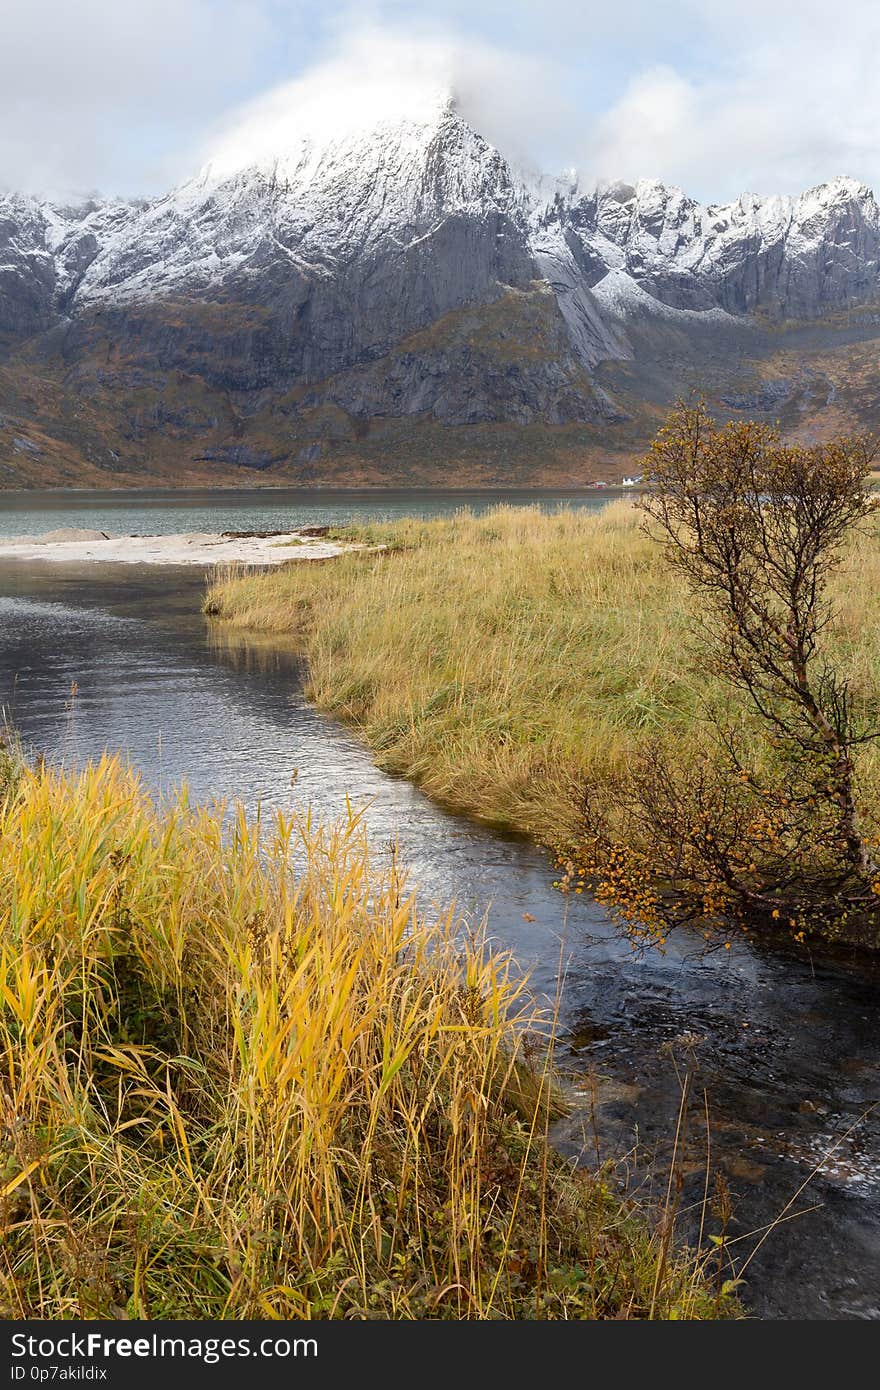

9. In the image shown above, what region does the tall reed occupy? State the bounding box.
[0,756,728,1318]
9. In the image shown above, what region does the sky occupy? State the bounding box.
[1,0,877,203]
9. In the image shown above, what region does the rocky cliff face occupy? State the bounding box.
[3,99,880,487]
[536,174,880,320]
[67,103,538,388]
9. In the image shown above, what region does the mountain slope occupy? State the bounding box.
[3,104,880,488]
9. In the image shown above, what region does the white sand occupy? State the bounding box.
[0,529,352,567]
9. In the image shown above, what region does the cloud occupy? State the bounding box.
[589,4,880,199]
[338,1,880,199]
[2,0,880,203]
[0,0,277,196]
[200,22,572,180]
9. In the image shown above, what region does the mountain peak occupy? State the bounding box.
[798,174,875,205]
[5,118,880,489]
[199,84,458,186]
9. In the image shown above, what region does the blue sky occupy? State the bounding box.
[2,0,876,202]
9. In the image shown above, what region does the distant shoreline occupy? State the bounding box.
[0,483,634,501]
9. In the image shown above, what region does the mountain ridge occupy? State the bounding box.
[3,105,880,488]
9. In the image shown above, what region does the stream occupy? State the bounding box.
[0,517,878,1319]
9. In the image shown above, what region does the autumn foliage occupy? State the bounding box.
[571,404,880,949]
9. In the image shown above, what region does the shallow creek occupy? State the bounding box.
[0,558,877,1319]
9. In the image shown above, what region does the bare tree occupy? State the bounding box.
[574,404,880,947]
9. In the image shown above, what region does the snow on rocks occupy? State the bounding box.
[2,101,880,370]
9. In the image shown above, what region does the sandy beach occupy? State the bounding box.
[0,527,352,566]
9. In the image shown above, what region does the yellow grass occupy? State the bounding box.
[205,502,880,843]
[0,755,730,1319]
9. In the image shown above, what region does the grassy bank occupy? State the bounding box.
[205,502,880,846]
[205,503,685,841]
[0,754,730,1319]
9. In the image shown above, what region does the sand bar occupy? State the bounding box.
[0,528,353,567]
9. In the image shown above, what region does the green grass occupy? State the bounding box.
[0,755,732,1319]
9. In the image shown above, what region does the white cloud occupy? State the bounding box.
[201,28,454,176]
[2,0,880,202]
[589,4,880,199]
[0,0,277,196]
[200,23,571,179]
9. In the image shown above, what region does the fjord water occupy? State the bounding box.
[0,539,878,1318]
[0,486,623,538]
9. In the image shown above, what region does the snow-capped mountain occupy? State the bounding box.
[2,100,880,487]
[537,173,880,317]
